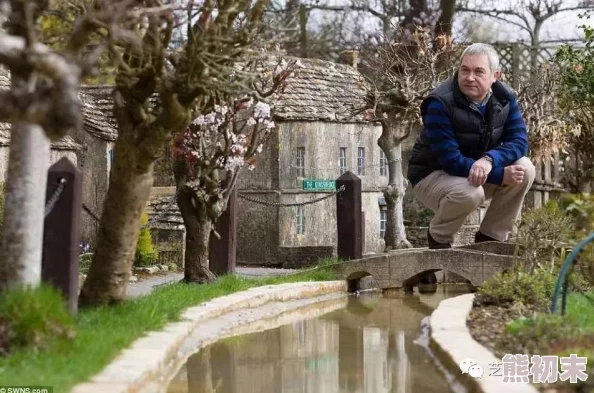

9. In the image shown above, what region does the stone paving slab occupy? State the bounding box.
[429,294,539,393]
[71,280,347,393]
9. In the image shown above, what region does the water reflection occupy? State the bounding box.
[167,285,470,393]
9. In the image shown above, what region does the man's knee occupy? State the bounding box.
[514,157,536,186]
[446,184,485,211]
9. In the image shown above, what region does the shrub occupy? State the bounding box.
[480,200,594,309]
[479,267,557,311]
[0,284,74,355]
[559,193,594,236]
[554,17,594,193]
[555,20,594,108]
[558,193,594,288]
[416,207,434,227]
[514,200,574,273]
[134,213,159,267]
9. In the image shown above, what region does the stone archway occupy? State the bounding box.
[401,268,473,292]
[345,271,373,293]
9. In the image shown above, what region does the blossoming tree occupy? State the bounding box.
[172,60,298,283]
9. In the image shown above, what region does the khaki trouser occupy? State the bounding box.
[413,157,536,243]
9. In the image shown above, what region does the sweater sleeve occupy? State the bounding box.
[423,99,476,178]
[423,98,505,185]
[485,97,529,168]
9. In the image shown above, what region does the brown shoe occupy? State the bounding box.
[427,229,451,249]
[475,231,499,243]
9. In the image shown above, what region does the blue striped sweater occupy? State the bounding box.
[423,98,529,185]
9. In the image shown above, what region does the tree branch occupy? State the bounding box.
[307,4,385,19]
[455,7,532,33]
[0,33,81,137]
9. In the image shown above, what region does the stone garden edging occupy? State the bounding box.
[70,280,348,393]
[429,293,539,393]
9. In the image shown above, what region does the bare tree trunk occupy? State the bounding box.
[434,0,456,38]
[177,189,217,284]
[299,3,308,58]
[378,122,412,252]
[79,132,154,306]
[0,123,51,291]
[530,20,543,73]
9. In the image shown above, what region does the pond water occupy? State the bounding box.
[166,284,471,393]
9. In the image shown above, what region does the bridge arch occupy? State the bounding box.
[401,268,472,292]
[345,271,374,293]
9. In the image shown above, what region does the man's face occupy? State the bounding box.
[457,54,500,102]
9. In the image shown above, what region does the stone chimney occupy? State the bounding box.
[339,50,359,70]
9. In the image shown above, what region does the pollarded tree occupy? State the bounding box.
[172,62,297,282]
[0,0,140,291]
[79,0,287,305]
[357,27,459,251]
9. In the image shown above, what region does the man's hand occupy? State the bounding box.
[502,165,526,185]
[468,157,493,186]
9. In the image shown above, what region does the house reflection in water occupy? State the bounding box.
[167,290,466,393]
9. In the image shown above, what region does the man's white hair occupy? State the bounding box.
[461,43,500,73]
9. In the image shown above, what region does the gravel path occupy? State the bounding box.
[126,266,297,299]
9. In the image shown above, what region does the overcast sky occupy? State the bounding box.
[306,0,593,44]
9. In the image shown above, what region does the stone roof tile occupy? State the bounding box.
[270,57,369,122]
[0,68,117,145]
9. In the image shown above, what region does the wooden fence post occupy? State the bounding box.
[209,187,237,275]
[336,171,362,260]
[42,157,82,315]
[511,43,521,90]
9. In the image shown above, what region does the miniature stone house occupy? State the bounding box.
[0,69,80,183]
[235,57,388,267]
[75,86,118,244]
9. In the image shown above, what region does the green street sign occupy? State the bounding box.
[303,179,336,190]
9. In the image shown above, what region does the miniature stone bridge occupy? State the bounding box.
[327,242,516,291]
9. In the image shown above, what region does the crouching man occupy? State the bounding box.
[408,43,535,249]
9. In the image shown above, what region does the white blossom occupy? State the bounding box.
[205,112,217,124]
[215,105,229,116]
[225,156,245,171]
[253,102,271,119]
[247,117,257,126]
[264,120,275,130]
[248,164,255,171]
[257,144,263,153]
[192,115,205,126]
[231,144,247,154]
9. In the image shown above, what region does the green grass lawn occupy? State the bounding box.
[0,268,335,392]
[564,290,594,331]
[555,290,594,361]
[507,290,594,362]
